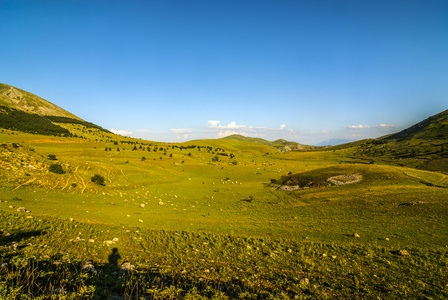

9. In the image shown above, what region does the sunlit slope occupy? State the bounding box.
[386,109,448,141]
[0,83,82,120]
[1,128,447,248]
[322,109,448,172]
[221,134,314,151]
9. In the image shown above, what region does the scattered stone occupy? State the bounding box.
[299,278,309,285]
[278,185,300,191]
[398,250,410,256]
[0,262,8,268]
[385,238,390,241]
[139,203,145,208]
[26,215,33,219]
[103,240,114,245]
[322,253,327,257]
[138,219,143,223]
[82,260,96,273]
[120,262,135,272]
[158,201,164,205]
[331,255,337,259]
[287,248,293,253]
[112,237,119,242]
[353,233,360,238]
[88,239,95,243]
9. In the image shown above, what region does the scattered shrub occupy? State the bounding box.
[49,163,65,174]
[47,154,57,160]
[91,174,106,186]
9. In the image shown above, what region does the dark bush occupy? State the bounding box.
[49,164,65,174]
[91,174,105,186]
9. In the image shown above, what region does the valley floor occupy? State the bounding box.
[1,130,447,299]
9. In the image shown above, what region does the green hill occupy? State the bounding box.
[0,83,82,120]
[222,134,314,151]
[330,109,448,172]
[0,83,111,136]
[386,109,448,141]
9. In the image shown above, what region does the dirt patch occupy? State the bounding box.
[28,139,85,144]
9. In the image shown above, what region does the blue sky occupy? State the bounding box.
[1,0,447,145]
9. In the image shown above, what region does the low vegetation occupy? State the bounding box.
[0,88,447,298]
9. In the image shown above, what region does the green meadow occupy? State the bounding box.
[1,126,447,299]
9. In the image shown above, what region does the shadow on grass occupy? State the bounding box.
[0,246,280,299]
[0,229,45,250]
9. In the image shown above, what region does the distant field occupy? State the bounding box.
[1,127,447,299]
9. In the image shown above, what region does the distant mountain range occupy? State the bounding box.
[315,138,356,146]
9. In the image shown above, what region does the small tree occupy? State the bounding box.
[91,174,105,186]
[47,154,57,160]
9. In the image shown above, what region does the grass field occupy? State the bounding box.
[1,127,448,299]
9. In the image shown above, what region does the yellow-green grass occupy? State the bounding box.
[1,129,448,298]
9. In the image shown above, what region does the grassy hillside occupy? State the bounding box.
[386,109,448,141]
[0,83,82,120]
[0,84,111,137]
[1,127,448,299]
[0,86,447,298]
[222,134,315,152]
[321,110,448,173]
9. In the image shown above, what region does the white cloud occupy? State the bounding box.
[171,128,192,140]
[165,121,298,142]
[347,125,371,129]
[207,120,220,128]
[208,120,246,129]
[375,124,398,129]
[110,128,133,136]
[217,130,239,138]
[171,128,192,134]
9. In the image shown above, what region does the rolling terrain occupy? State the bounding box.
[0,84,447,299]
